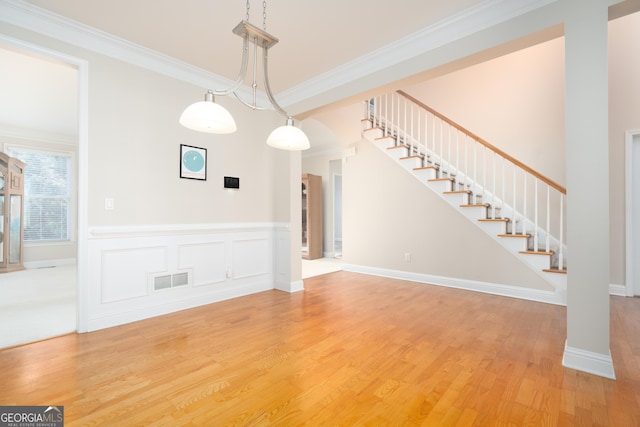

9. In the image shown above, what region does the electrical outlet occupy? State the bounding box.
[404,252,411,262]
[104,198,114,210]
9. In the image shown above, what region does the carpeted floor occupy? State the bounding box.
[0,264,76,349]
[301,257,342,278]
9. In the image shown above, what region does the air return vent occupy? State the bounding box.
[154,274,172,290]
[172,272,189,287]
[151,271,191,291]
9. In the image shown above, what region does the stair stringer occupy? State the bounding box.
[362,125,567,302]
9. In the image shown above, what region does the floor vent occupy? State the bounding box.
[152,271,190,291]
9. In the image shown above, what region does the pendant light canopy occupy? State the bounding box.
[179,1,310,150]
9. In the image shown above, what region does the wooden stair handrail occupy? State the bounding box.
[397,90,566,195]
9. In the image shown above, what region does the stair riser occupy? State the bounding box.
[443,193,471,205]
[374,136,396,150]
[413,168,438,181]
[427,180,453,193]
[478,221,509,235]
[363,128,383,139]
[520,253,553,271]
[400,157,423,170]
[459,206,488,221]
[498,236,530,252]
[387,147,409,160]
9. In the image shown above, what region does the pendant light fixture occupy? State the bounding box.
[179,1,310,151]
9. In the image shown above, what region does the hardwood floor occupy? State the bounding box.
[1,271,639,426]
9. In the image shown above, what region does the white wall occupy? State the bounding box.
[400,12,640,288]
[406,37,565,187]
[343,138,553,292]
[609,11,640,287]
[0,21,294,331]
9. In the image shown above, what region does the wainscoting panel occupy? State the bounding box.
[177,241,226,287]
[100,246,168,303]
[232,237,270,280]
[86,223,282,331]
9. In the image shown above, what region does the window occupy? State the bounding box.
[6,147,72,242]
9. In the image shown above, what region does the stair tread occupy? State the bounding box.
[400,155,424,160]
[429,177,454,182]
[461,203,489,208]
[414,166,438,171]
[387,144,410,150]
[520,250,554,256]
[544,267,567,274]
[478,218,509,222]
[444,190,471,195]
[498,233,531,238]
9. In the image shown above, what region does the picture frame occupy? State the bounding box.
[180,144,207,180]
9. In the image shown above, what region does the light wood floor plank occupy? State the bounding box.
[1,271,639,426]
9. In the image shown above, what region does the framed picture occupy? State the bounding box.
[180,144,207,180]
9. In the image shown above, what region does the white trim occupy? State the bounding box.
[0,0,265,104]
[278,0,558,108]
[88,222,288,239]
[0,124,76,145]
[23,258,75,269]
[609,283,627,297]
[87,281,273,332]
[342,263,566,306]
[625,130,640,297]
[562,341,616,380]
[276,280,305,293]
[0,33,89,333]
[0,0,555,112]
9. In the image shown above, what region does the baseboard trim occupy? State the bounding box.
[609,283,627,297]
[24,258,76,269]
[342,263,565,306]
[562,341,616,380]
[87,281,273,332]
[275,280,305,293]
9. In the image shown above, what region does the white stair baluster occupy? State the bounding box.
[534,179,539,252]
[559,194,564,270]
[473,140,478,204]
[512,164,517,235]
[492,151,497,219]
[522,173,527,237]
[546,186,551,253]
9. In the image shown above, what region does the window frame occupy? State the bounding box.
[4,142,77,246]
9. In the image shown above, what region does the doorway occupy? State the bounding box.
[331,159,343,258]
[626,130,640,296]
[0,37,83,348]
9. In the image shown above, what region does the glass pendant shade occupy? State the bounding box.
[179,91,237,134]
[266,117,310,151]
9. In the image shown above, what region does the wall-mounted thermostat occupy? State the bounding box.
[224,176,240,189]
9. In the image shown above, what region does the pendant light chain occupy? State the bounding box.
[263,1,267,30]
[245,0,267,29]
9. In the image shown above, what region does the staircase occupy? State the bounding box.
[361,90,567,292]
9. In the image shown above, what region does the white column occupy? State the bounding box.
[275,149,304,293]
[562,0,614,379]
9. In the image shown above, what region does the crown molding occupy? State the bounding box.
[0,0,268,105]
[0,0,556,113]
[277,0,558,109]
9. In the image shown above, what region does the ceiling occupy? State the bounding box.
[21,0,484,95]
